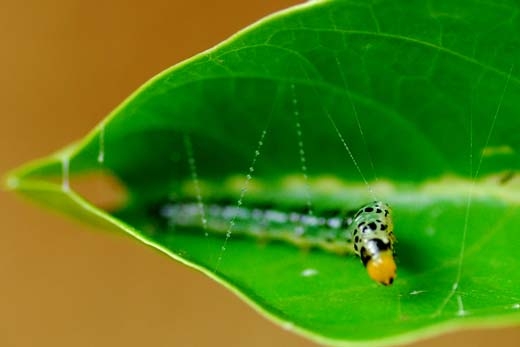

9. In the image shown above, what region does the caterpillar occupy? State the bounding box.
[156,200,396,285]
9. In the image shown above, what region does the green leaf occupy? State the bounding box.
[6,0,520,345]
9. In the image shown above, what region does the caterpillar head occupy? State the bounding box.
[366,250,396,286]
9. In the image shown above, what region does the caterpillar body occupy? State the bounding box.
[157,200,396,285]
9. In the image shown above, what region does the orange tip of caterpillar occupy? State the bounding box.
[366,250,396,286]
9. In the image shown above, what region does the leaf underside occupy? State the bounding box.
[7,0,520,346]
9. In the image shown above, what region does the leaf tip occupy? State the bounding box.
[3,170,21,192]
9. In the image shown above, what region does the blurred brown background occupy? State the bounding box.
[1,1,519,346]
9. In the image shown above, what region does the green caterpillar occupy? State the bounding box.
[157,200,396,285]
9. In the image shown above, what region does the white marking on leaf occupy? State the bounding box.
[456,295,467,316]
[409,290,426,296]
[301,268,318,277]
[61,155,70,192]
[97,124,105,163]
